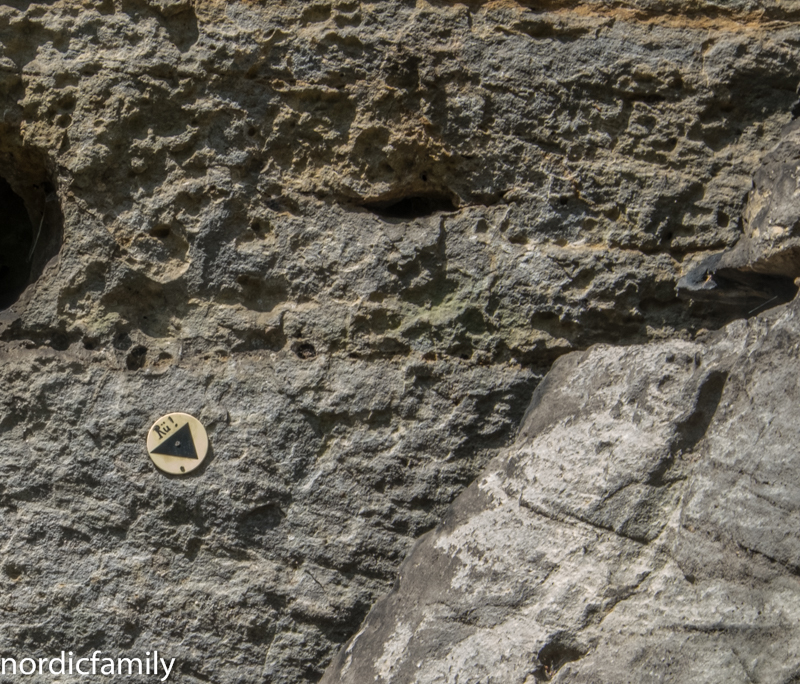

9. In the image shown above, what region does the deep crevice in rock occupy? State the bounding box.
[362,193,457,220]
[677,252,799,316]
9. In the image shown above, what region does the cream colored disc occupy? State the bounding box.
[146,413,209,475]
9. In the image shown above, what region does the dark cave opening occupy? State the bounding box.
[0,171,62,312]
[0,177,34,310]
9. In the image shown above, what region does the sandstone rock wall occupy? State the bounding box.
[0,0,798,682]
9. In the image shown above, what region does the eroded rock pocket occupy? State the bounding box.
[0,162,62,310]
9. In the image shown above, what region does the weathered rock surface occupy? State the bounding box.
[677,119,800,310]
[719,118,800,278]
[0,0,799,682]
[5,0,800,354]
[323,300,800,683]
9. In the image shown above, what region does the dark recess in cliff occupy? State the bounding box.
[0,177,34,309]
[0,146,63,311]
[363,193,458,220]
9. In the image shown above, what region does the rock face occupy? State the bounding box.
[1,0,799,682]
[677,119,800,310]
[323,300,800,684]
[715,118,800,279]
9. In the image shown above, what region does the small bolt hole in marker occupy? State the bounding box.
[146,413,209,475]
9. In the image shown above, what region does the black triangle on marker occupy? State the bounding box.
[151,422,198,459]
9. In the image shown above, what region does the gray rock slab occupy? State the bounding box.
[323,299,800,683]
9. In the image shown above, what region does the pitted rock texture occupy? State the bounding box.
[1,0,800,683]
[4,0,800,355]
[323,301,800,683]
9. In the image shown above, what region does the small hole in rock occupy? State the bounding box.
[114,333,132,350]
[533,642,585,681]
[49,333,70,351]
[126,345,147,371]
[155,351,173,366]
[150,225,171,239]
[247,127,257,137]
[559,196,569,206]
[4,563,23,580]
[294,342,317,359]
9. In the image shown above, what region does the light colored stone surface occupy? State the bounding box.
[323,301,800,683]
[0,1,799,682]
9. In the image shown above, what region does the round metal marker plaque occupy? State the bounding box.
[147,413,209,475]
